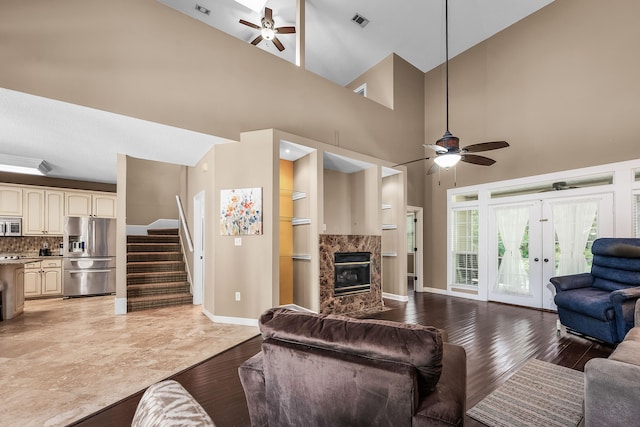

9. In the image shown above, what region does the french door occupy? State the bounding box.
[487,193,613,309]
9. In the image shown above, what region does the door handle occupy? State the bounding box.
[534,258,539,262]
[544,258,549,262]
[69,269,112,274]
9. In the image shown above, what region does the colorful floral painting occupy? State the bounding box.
[220,188,262,235]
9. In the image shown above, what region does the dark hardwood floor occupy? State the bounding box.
[69,292,613,427]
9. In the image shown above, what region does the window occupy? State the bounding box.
[635,194,640,237]
[452,209,478,286]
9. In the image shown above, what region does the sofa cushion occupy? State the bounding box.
[591,238,640,258]
[610,338,640,366]
[259,307,443,393]
[554,287,614,321]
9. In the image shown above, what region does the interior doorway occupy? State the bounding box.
[487,193,613,309]
[192,191,205,306]
[407,206,423,292]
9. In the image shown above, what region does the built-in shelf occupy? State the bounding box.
[381,224,397,230]
[382,252,397,257]
[381,203,392,210]
[292,191,307,201]
[292,217,311,226]
[292,255,312,260]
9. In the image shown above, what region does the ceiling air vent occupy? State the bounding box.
[195,4,211,15]
[351,13,370,28]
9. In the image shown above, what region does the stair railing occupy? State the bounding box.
[176,195,194,253]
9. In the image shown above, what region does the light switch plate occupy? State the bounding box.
[234,237,242,246]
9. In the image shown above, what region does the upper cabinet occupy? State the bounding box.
[0,185,23,216]
[23,189,65,235]
[65,191,116,218]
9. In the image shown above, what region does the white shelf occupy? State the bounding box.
[292,255,312,260]
[381,203,392,210]
[381,224,397,230]
[292,217,311,226]
[292,191,307,201]
[382,252,397,257]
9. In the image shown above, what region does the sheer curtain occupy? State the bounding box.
[494,206,530,295]
[553,200,598,276]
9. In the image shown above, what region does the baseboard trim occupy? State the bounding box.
[114,297,127,315]
[382,292,409,302]
[202,308,259,327]
[419,286,449,295]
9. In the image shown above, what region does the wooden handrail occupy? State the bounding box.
[176,195,194,252]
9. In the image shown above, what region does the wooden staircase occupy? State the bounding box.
[126,228,192,312]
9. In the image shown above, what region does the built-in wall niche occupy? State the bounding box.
[279,140,317,307]
[381,166,407,295]
[322,151,378,236]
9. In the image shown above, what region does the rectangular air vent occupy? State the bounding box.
[195,4,211,15]
[351,13,370,28]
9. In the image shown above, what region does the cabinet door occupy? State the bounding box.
[23,269,42,297]
[15,268,25,313]
[0,186,23,216]
[45,191,65,234]
[23,189,46,235]
[42,268,62,295]
[93,193,116,218]
[65,192,92,216]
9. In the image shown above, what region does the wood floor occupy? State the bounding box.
[70,292,613,427]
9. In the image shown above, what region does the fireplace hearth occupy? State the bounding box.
[334,252,371,296]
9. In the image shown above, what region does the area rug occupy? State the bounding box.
[467,358,584,427]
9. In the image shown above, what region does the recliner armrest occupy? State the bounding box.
[610,287,640,336]
[550,273,594,292]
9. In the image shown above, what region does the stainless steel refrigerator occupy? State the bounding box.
[63,216,116,297]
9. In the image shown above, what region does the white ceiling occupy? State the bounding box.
[158,0,555,85]
[0,88,228,184]
[0,0,555,184]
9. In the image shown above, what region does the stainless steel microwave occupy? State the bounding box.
[0,217,21,236]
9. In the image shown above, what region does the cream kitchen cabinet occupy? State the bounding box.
[65,191,116,218]
[23,259,62,298]
[0,185,23,216]
[23,189,65,235]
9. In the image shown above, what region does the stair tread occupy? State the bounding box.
[127,271,186,277]
[128,294,192,302]
[127,260,184,265]
[127,281,189,288]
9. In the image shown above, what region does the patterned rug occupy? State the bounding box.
[467,359,584,427]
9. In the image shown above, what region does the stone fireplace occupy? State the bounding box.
[319,234,381,315]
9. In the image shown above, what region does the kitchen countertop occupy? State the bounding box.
[0,256,63,265]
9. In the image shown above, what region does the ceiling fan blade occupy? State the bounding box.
[276,26,296,34]
[427,163,439,175]
[264,7,273,22]
[393,157,431,167]
[423,144,448,154]
[461,154,496,166]
[272,36,285,51]
[250,35,263,46]
[462,141,509,153]
[239,19,260,29]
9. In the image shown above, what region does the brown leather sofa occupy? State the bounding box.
[239,307,467,426]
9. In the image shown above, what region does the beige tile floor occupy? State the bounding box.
[0,296,259,426]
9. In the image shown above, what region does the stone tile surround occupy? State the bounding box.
[319,234,382,315]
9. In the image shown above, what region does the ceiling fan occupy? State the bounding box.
[396,0,509,173]
[239,7,296,52]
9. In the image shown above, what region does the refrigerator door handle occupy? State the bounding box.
[68,269,112,274]
[68,258,112,262]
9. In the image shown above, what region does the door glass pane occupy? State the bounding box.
[452,209,478,286]
[635,194,640,237]
[406,213,414,252]
[552,199,598,276]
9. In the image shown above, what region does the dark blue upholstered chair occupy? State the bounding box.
[551,238,640,345]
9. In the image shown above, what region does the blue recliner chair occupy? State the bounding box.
[551,238,640,345]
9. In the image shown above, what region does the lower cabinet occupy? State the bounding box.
[14,268,25,315]
[23,259,62,298]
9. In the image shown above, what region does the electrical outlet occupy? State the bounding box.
[235,292,241,301]
[234,237,242,246]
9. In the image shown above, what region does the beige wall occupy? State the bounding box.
[346,54,394,109]
[125,157,186,225]
[423,0,640,290]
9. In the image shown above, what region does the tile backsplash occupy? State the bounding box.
[0,236,63,256]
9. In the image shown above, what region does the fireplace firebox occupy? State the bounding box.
[334,252,371,296]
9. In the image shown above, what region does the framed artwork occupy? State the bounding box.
[220,187,263,235]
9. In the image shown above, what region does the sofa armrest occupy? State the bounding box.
[610,286,640,339]
[550,273,594,292]
[238,352,268,427]
[584,358,640,427]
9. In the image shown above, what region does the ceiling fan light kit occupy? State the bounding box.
[239,7,296,52]
[434,153,461,168]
